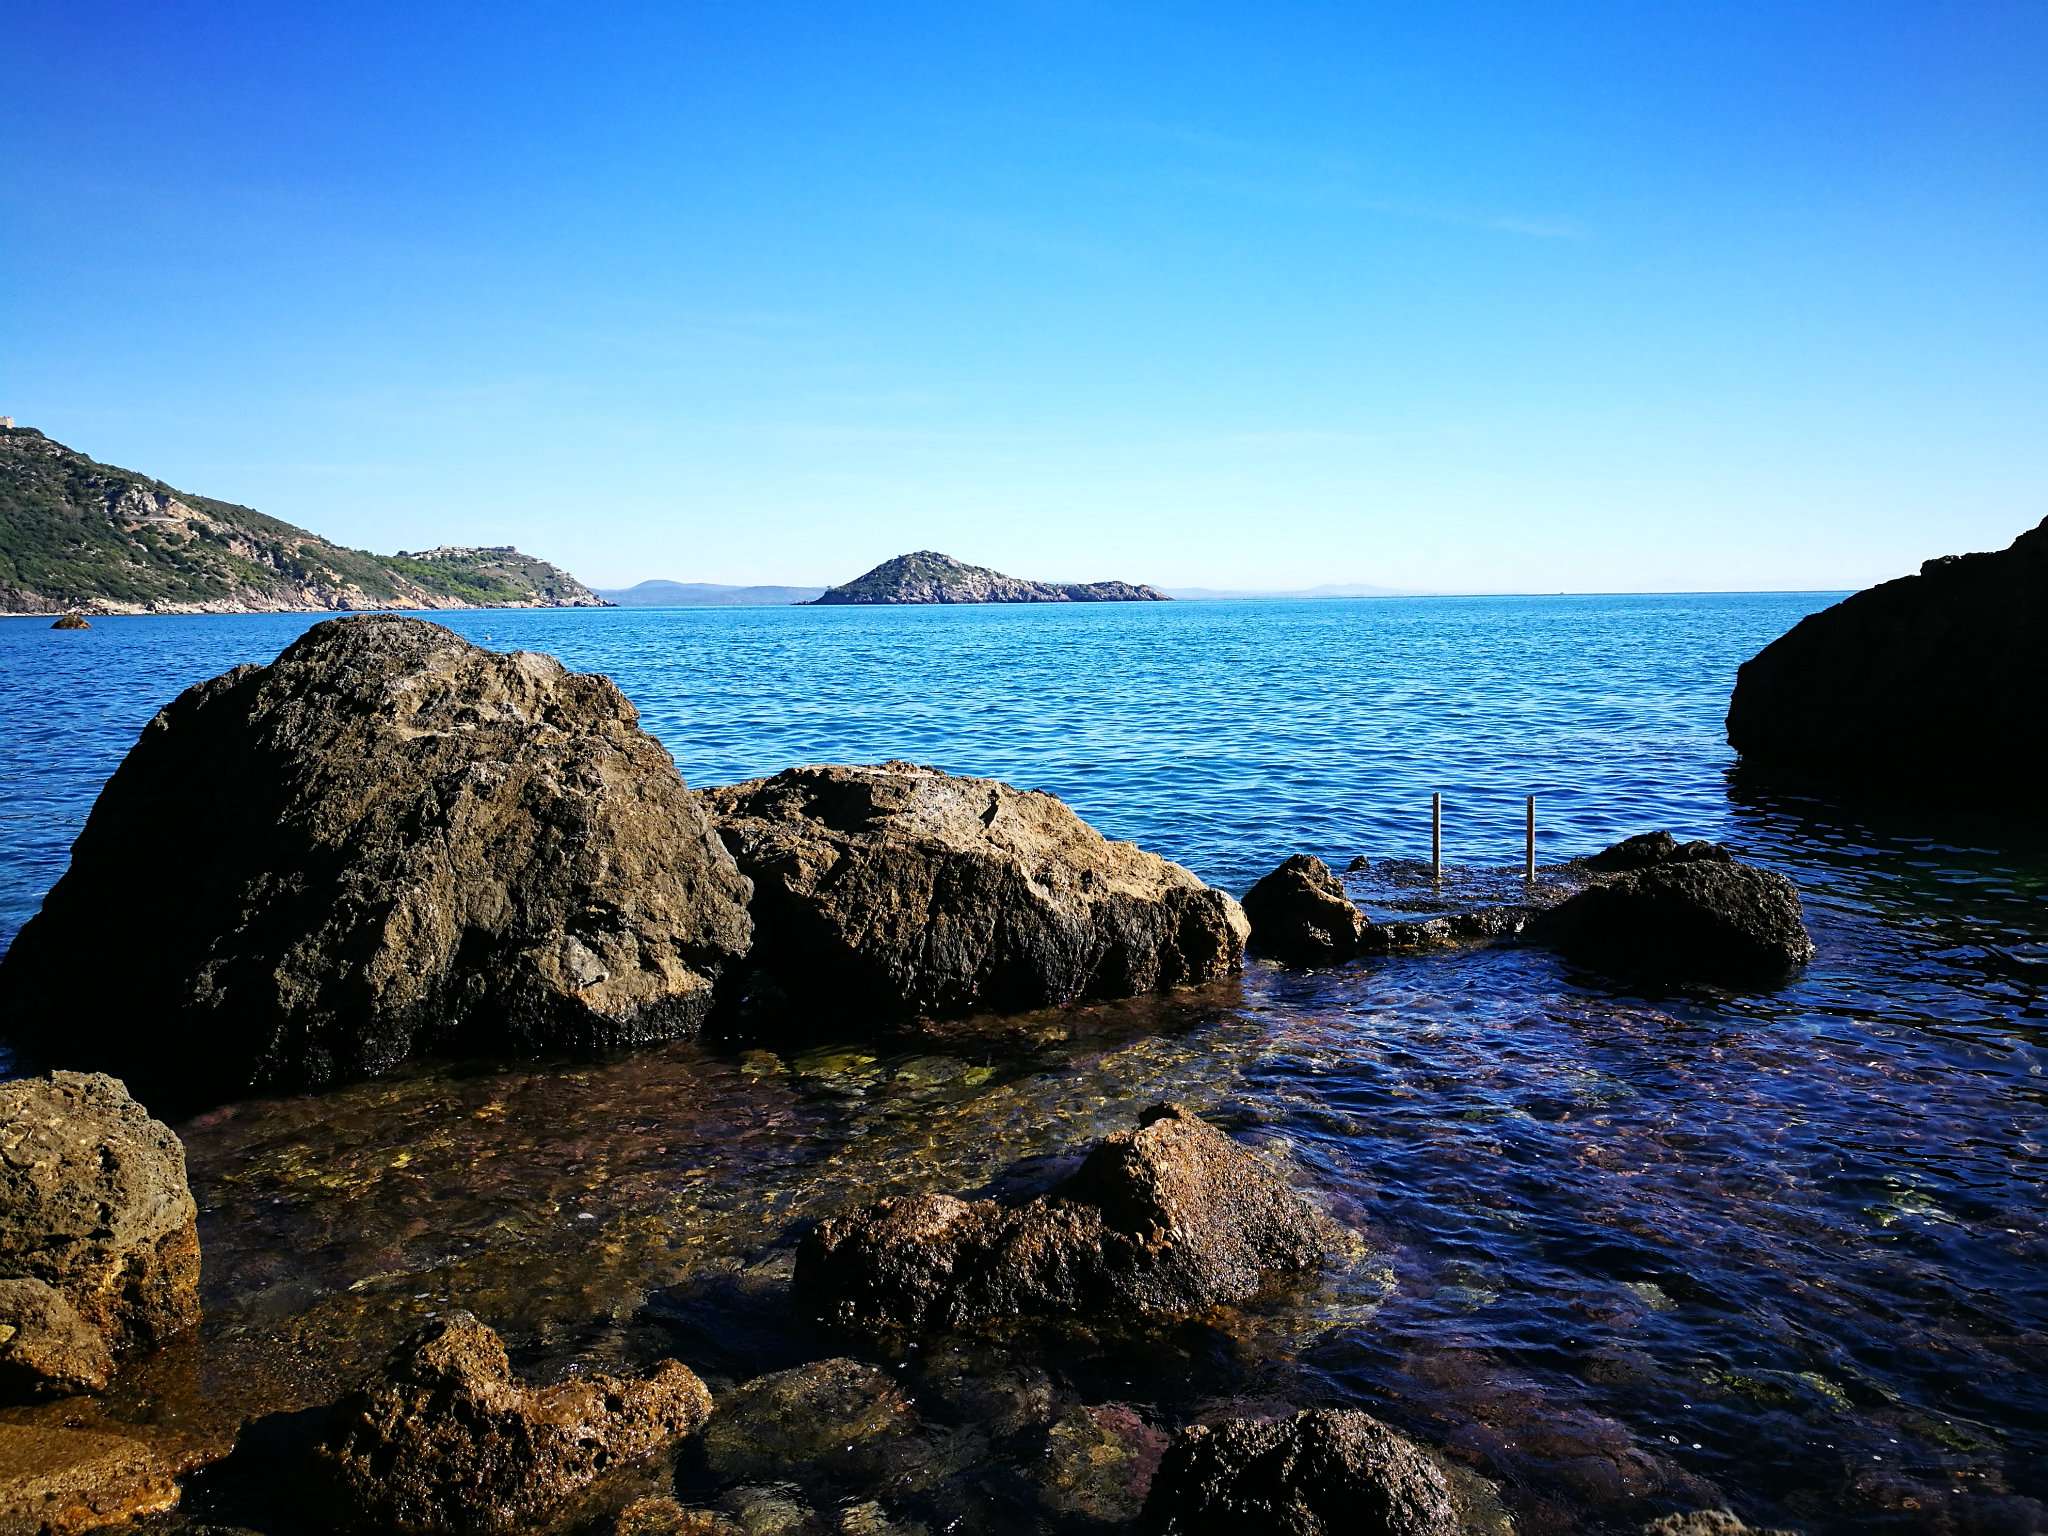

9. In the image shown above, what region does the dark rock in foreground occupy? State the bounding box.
[319,1311,713,1534]
[1532,853,1813,985]
[0,616,755,1107]
[0,1072,199,1396]
[796,1103,1339,1332]
[1726,515,2048,802]
[705,763,1246,1022]
[1140,1408,1476,1535]
[1242,855,1366,966]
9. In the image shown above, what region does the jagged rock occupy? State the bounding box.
[1140,1409,1476,1535]
[796,1104,1338,1332]
[0,1424,181,1534]
[700,1358,917,1486]
[1726,515,2048,801]
[319,1311,713,1534]
[1643,1514,1801,1536]
[1530,853,1814,985]
[1241,856,1367,966]
[49,613,89,630]
[1584,831,1732,872]
[0,1073,200,1384]
[0,616,754,1107]
[704,763,1246,1022]
[0,1279,113,1398]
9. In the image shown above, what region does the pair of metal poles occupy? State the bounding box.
[1431,792,1536,880]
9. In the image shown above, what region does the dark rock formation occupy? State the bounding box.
[1358,904,1534,955]
[0,616,754,1106]
[1726,516,2048,801]
[0,1424,181,1534]
[49,612,89,629]
[1642,1514,1801,1536]
[319,1311,713,1534]
[1530,854,1813,985]
[1140,1409,1468,1536]
[1241,855,1366,966]
[808,551,1169,604]
[704,763,1246,1022]
[796,1103,1338,1332]
[1583,831,1731,873]
[0,1072,200,1384]
[0,1279,113,1398]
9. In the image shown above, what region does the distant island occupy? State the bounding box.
[0,423,605,615]
[809,551,1169,605]
[597,579,828,607]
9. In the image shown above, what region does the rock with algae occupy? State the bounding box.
[795,1103,1339,1332]
[318,1310,713,1534]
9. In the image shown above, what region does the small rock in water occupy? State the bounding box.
[318,1310,713,1534]
[1642,1512,1803,1536]
[49,612,90,630]
[700,1357,917,1484]
[0,1071,200,1396]
[1139,1408,1485,1535]
[796,1103,1340,1332]
[1346,854,1372,872]
[1583,830,1731,873]
[1241,854,1368,966]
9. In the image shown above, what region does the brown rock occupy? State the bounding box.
[704,763,1246,1021]
[1643,1514,1801,1536]
[1240,855,1367,966]
[796,1104,1339,1332]
[1140,1409,1483,1536]
[0,1279,113,1398]
[0,616,754,1107]
[700,1358,916,1486]
[0,1073,200,1370]
[0,1424,180,1534]
[48,614,90,631]
[319,1311,713,1534]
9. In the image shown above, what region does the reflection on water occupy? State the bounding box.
[0,598,2043,1532]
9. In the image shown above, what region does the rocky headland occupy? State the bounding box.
[1726,514,2047,802]
[0,424,606,615]
[808,550,1169,604]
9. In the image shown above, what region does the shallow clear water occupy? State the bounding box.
[1,597,2044,1535]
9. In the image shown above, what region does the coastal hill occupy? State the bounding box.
[809,550,1168,605]
[597,579,826,607]
[0,423,605,615]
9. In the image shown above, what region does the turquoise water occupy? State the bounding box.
[1,595,2044,1534]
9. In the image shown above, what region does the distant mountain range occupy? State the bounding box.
[1163,582,1409,599]
[595,579,828,607]
[0,425,604,615]
[808,551,1169,605]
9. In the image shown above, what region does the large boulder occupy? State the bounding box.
[1530,852,1813,985]
[703,763,1246,1021]
[0,1072,199,1396]
[796,1103,1338,1332]
[1140,1409,1473,1535]
[0,1424,181,1535]
[0,616,755,1106]
[318,1311,713,1534]
[1726,515,2048,801]
[1241,855,1366,966]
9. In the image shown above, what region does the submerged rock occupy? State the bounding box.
[796,1103,1338,1332]
[1241,855,1366,966]
[0,1424,181,1534]
[0,1072,199,1391]
[1726,515,2048,801]
[319,1311,713,1534]
[700,1358,917,1486]
[0,1279,113,1398]
[1642,1513,1802,1536]
[0,615,754,1106]
[1530,853,1814,985]
[704,763,1246,1022]
[49,612,90,630]
[1140,1409,1477,1535]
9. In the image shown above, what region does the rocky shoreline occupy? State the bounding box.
[0,616,1834,1534]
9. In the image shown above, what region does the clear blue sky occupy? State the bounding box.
[4,2,2043,593]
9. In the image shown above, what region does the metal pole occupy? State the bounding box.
[1432,792,1442,878]
[1525,795,1536,881]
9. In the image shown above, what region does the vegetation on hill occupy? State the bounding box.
[0,425,604,614]
[810,550,1168,605]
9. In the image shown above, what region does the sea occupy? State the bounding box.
[0,594,2042,1535]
